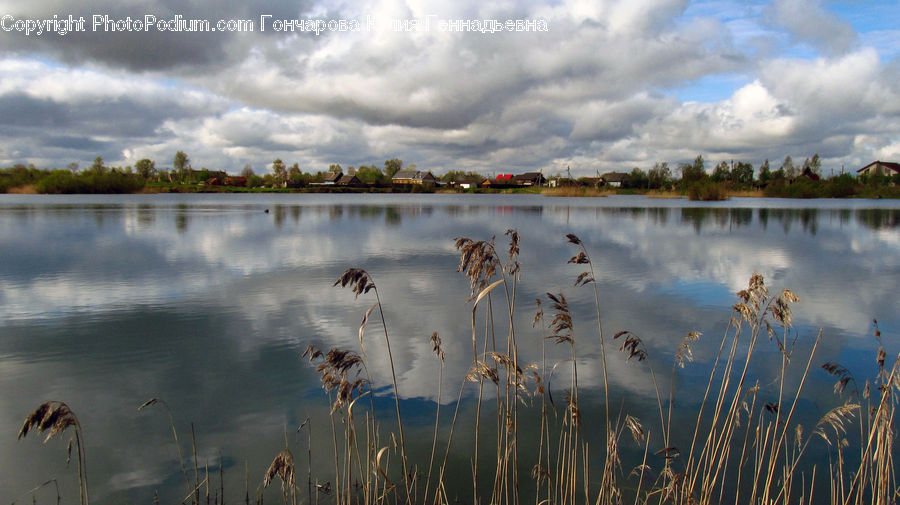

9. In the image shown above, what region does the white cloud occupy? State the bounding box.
[0,0,897,175]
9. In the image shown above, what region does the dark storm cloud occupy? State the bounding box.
[0,0,313,71]
[0,93,68,127]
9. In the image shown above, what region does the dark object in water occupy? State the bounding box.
[265,208,270,213]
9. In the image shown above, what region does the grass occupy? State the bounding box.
[541,187,612,197]
[14,233,900,505]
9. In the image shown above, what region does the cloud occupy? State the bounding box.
[0,0,314,71]
[767,0,857,56]
[0,0,896,175]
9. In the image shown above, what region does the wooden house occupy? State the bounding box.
[857,161,900,177]
[391,170,437,186]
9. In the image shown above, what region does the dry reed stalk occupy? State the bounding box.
[334,268,411,502]
[10,477,61,505]
[18,401,89,505]
[139,397,193,499]
[423,333,445,505]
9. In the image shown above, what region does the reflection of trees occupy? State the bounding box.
[731,208,752,228]
[648,207,669,226]
[174,204,189,234]
[679,208,754,233]
[680,208,708,233]
[385,207,401,225]
[799,208,817,235]
[272,205,287,228]
[137,204,155,228]
[355,206,385,220]
[761,209,821,235]
[856,209,900,230]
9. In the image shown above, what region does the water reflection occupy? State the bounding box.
[0,194,898,504]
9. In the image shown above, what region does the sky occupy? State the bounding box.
[0,0,898,177]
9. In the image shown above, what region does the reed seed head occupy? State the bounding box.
[614,330,648,362]
[675,332,701,368]
[334,268,375,298]
[263,448,295,488]
[19,401,80,443]
[565,233,581,245]
[546,292,574,345]
[532,299,543,328]
[455,236,500,298]
[430,332,444,363]
[466,361,499,384]
[505,229,521,276]
[822,362,854,396]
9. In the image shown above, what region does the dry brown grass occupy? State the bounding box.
[645,190,684,199]
[541,187,612,197]
[727,189,765,197]
[8,184,37,194]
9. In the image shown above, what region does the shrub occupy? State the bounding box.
[687,180,728,200]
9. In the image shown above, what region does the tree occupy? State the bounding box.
[711,161,731,182]
[66,162,79,174]
[802,154,821,176]
[173,151,190,181]
[241,164,255,178]
[328,163,342,174]
[648,162,671,189]
[90,156,106,174]
[628,167,648,188]
[384,158,403,178]
[272,158,287,186]
[732,162,753,184]
[356,165,385,185]
[758,159,772,185]
[135,158,156,179]
[288,163,302,185]
[680,155,706,183]
[781,155,796,179]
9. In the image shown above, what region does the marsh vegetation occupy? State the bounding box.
[14,229,899,505]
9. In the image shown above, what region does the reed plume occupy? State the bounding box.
[19,401,89,505]
[264,449,296,505]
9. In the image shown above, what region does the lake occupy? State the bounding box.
[1,193,899,504]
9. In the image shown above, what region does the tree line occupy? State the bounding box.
[2,151,898,197]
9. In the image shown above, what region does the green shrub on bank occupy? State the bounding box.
[36,170,144,194]
[687,179,728,200]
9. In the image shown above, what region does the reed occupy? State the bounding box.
[18,401,89,505]
[14,233,900,505]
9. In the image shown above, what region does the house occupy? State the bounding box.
[548,177,577,188]
[480,174,517,188]
[225,176,247,187]
[601,172,630,188]
[391,170,437,186]
[449,177,482,189]
[323,171,343,184]
[580,177,602,188]
[857,161,900,177]
[800,167,820,181]
[336,174,362,187]
[513,172,545,186]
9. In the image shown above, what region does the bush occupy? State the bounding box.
[687,180,728,201]
[36,170,144,194]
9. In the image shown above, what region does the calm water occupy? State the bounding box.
[1,193,899,504]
